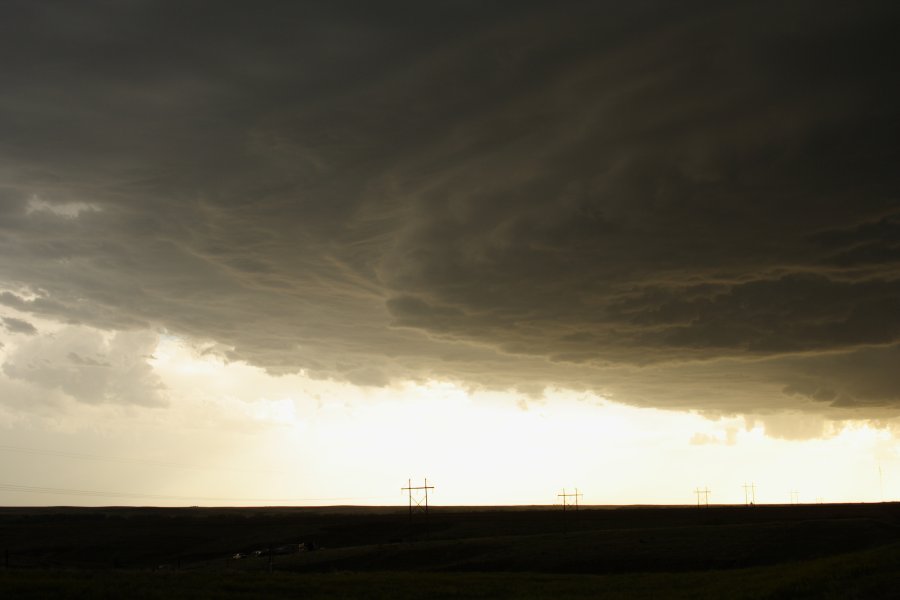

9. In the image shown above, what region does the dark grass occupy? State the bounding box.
[2,503,899,598]
[3,541,900,599]
[237,515,897,574]
[2,503,899,571]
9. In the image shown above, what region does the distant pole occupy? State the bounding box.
[694,487,710,508]
[879,462,884,502]
[743,482,757,506]
[401,478,435,520]
[790,490,799,505]
[558,488,583,510]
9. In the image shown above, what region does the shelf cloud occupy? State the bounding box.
[1,1,898,414]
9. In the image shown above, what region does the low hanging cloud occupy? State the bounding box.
[689,429,738,446]
[2,327,166,407]
[0,1,898,414]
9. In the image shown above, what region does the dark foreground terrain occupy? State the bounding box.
[2,503,899,598]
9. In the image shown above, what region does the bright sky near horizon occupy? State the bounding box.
[2,318,897,507]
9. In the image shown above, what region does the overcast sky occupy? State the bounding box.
[1,1,899,505]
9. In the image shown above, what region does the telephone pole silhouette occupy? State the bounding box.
[694,487,711,508]
[557,488,583,511]
[401,478,434,521]
[742,482,757,506]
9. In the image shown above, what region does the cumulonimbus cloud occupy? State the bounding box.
[0,1,898,413]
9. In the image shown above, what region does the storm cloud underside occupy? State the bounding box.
[1,1,899,415]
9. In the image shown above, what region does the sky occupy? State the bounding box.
[1,1,899,506]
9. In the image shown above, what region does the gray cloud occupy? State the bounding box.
[0,1,898,413]
[2,317,37,335]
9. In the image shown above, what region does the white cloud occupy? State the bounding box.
[26,197,101,219]
[2,326,166,407]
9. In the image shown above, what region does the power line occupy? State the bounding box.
[694,487,711,508]
[0,482,395,504]
[401,478,434,520]
[0,444,286,476]
[557,488,583,511]
[742,482,757,506]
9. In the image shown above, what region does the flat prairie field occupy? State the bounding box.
[2,503,899,598]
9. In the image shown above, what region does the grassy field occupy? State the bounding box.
[3,541,900,599]
[2,503,899,598]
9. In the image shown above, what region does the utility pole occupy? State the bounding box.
[694,487,711,508]
[790,490,799,505]
[742,482,757,506]
[557,488,583,511]
[401,477,435,521]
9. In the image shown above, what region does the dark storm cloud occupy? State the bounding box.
[1,1,898,412]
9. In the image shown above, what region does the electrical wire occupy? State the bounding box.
[0,482,396,504]
[0,444,286,476]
